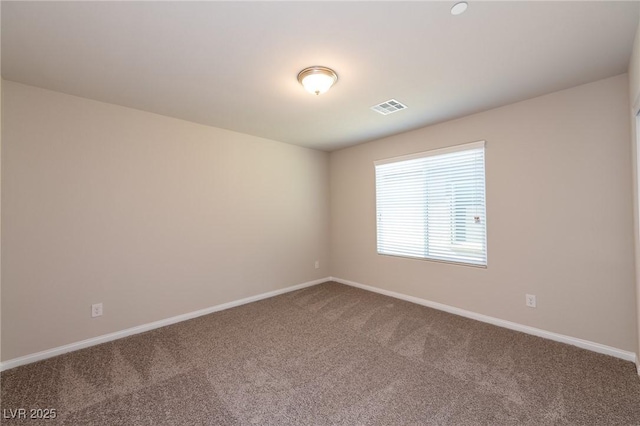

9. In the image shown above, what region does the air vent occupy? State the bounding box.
[371,99,408,115]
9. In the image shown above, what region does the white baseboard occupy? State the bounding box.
[0,277,330,372]
[330,276,637,363]
[4,276,636,371]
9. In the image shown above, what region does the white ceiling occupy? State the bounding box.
[2,1,639,151]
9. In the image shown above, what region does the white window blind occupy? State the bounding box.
[375,141,487,267]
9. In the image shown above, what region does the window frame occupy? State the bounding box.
[374,140,488,268]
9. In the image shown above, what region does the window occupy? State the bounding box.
[375,141,487,266]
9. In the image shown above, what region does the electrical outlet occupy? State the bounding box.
[315,260,320,269]
[92,303,103,318]
[525,294,536,308]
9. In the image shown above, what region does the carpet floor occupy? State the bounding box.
[2,281,640,425]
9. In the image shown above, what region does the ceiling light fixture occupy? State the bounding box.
[451,1,468,15]
[297,66,338,95]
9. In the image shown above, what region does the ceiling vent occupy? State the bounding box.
[371,99,408,115]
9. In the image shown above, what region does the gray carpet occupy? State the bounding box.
[2,281,640,425]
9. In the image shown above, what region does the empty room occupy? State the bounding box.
[2,1,640,424]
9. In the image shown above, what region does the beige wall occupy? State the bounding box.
[630,5,640,109]
[2,73,637,361]
[1,81,330,361]
[330,74,636,352]
[628,4,640,368]
[0,76,3,362]
[1,5,4,362]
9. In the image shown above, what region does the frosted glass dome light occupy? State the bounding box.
[297,66,338,95]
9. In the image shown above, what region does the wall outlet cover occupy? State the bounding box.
[525,294,536,308]
[92,303,103,318]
